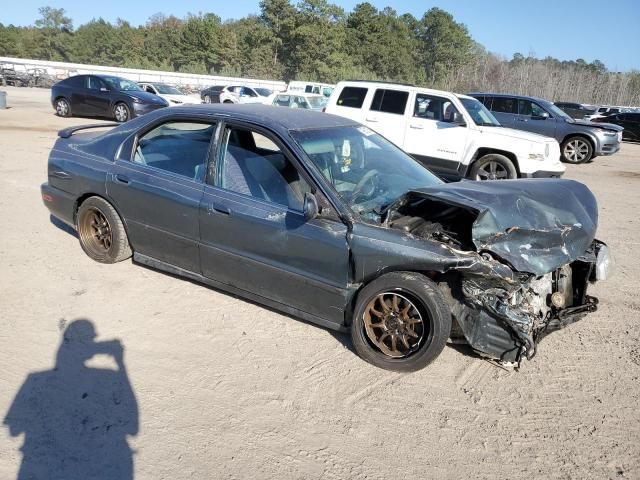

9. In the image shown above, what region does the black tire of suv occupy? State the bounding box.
[469,153,518,180]
[561,136,593,164]
[77,196,132,264]
[350,272,452,372]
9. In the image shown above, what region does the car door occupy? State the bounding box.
[67,75,89,115]
[107,120,216,273]
[487,96,518,127]
[84,76,112,117]
[515,99,557,137]
[362,88,410,146]
[403,92,468,178]
[199,123,351,324]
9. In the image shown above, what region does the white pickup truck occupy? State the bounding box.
[325,81,565,181]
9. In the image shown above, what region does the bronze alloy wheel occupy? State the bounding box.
[78,207,113,256]
[363,292,425,358]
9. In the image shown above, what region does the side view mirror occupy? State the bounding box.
[532,111,550,120]
[303,192,319,220]
[452,112,466,126]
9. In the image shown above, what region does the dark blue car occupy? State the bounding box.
[41,105,610,371]
[51,74,169,122]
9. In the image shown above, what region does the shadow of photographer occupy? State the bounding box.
[3,319,138,479]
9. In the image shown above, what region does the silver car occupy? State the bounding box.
[469,93,623,164]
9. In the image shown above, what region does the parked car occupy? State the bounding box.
[200,85,273,104]
[138,82,200,106]
[272,93,328,111]
[1,67,32,87]
[28,68,57,88]
[593,112,639,142]
[287,81,335,97]
[41,104,610,371]
[554,102,596,120]
[585,106,622,121]
[325,81,564,181]
[51,74,169,122]
[469,93,623,164]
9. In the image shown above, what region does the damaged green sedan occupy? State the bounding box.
[41,105,611,372]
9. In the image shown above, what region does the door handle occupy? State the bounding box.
[516,118,528,122]
[409,124,424,130]
[365,117,378,123]
[207,204,230,216]
[114,174,130,184]
[52,170,71,179]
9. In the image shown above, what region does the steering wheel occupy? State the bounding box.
[350,169,380,204]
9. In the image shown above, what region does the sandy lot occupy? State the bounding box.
[1,86,639,479]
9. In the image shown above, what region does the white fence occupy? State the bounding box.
[0,56,287,91]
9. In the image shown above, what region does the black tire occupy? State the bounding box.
[55,97,71,117]
[77,196,132,264]
[223,100,234,104]
[350,272,452,372]
[113,102,131,123]
[468,153,517,180]
[561,136,593,164]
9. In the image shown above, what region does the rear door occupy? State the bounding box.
[329,85,370,123]
[107,120,216,272]
[361,88,410,146]
[515,99,557,137]
[199,123,350,324]
[66,76,89,115]
[84,76,112,117]
[403,92,468,178]
[486,96,518,127]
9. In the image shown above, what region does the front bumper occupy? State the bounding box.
[521,170,565,178]
[594,132,621,156]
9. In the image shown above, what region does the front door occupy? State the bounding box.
[199,124,350,324]
[85,76,112,117]
[515,99,558,137]
[107,120,216,272]
[403,93,468,178]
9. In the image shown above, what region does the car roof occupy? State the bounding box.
[468,92,550,103]
[336,80,474,101]
[166,104,358,130]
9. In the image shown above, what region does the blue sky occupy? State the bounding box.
[3,0,639,71]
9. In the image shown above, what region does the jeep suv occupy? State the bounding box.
[469,93,623,164]
[325,81,564,181]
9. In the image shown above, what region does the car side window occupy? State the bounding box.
[133,122,216,182]
[274,95,291,107]
[370,89,409,115]
[336,87,368,108]
[518,100,545,117]
[491,97,517,114]
[217,126,311,211]
[413,94,459,122]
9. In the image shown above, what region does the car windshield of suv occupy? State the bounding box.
[155,84,183,95]
[102,76,142,92]
[540,100,572,120]
[291,126,442,222]
[460,97,501,126]
[255,88,273,97]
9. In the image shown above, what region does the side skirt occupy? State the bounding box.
[133,252,349,333]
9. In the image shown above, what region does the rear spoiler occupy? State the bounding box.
[58,123,120,139]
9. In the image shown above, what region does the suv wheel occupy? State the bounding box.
[469,153,517,180]
[350,272,451,372]
[562,137,593,164]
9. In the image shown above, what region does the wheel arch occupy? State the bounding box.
[469,148,520,176]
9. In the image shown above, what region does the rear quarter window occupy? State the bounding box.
[336,87,368,109]
[491,97,517,114]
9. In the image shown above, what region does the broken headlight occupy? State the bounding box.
[595,244,613,281]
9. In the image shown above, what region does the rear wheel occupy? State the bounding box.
[77,197,132,263]
[55,98,71,117]
[203,94,211,103]
[113,102,130,123]
[469,153,517,180]
[561,136,593,163]
[350,272,451,372]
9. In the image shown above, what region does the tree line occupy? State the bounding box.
[1,1,639,106]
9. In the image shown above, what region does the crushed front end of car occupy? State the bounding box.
[385,179,611,365]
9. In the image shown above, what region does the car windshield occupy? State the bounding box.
[307,96,328,109]
[291,126,442,223]
[102,76,142,92]
[255,88,273,97]
[541,100,572,120]
[155,84,183,95]
[460,97,501,126]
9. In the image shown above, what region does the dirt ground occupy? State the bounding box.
[1,86,639,479]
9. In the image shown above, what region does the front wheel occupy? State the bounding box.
[113,102,131,123]
[561,136,593,164]
[350,272,451,372]
[77,197,132,263]
[469,153,517,180]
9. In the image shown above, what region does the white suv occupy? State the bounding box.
[325,81,564,180]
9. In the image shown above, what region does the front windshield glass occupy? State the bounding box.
[155,84,183,95]
[291,126,442,223]
[255,88,273,97]
[460,97,501,126]
[102,76,142,92]
[307,96,328,109]
[543,101,572,120]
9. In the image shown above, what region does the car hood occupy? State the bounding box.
[566,118,623,131]
[125,91,169,105]
[401,179,598,275]
[478,126,555,143]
